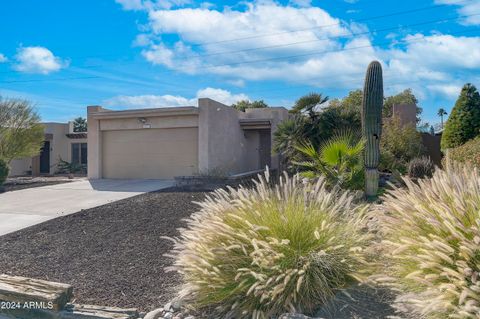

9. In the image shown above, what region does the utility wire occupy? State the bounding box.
[201,27,480,69]
[1,25,478,85]
[0,76,100,84]
[181,13,480,59]
[189,0,475,46]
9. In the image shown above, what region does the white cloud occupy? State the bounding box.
[105,94,191,108]
[196,87,249,104]
[427,84,462,99]
[435,0,480,25]
[383,34,480,81]
[142,43,175,67]
[140,2,369,84]
[288,0,312,7]
[0,53,7,63]
[105,87,249,108]
[14,46,67,74]
[124,1,480,102]
[115,0,191,10]
[115,0,144,10]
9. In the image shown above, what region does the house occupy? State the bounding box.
[87,98,289,179]
[9,122,87,176]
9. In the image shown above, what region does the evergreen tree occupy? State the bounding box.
[441,83,480,149]
[73,117,87,132]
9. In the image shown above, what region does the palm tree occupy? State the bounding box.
[293,131,365,190]
[437,108,448,129]
[289,93,329,120]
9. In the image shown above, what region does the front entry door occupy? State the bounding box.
[259,130,271,169]
[40,141,50,174]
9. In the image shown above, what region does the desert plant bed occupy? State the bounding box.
[0,188,207,312]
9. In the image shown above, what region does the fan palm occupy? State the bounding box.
[437,108,447,129]
[293,132,365,190]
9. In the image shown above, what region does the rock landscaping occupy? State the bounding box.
[0,188,207,312]
[1,176,73,192]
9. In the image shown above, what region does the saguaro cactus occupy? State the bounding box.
[362,61,383,197]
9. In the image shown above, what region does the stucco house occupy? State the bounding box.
[9,122,87,176]
[87,98,289,179]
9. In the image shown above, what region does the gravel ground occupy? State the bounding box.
[0,189,207,312]
[2,176,74,192]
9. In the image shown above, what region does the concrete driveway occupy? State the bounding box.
[0,179,174,236]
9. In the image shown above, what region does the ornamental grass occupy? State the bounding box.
[165,171,374,318]
[376,164,480,318]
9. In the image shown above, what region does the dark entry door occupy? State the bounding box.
[40,141,50,174]
[259,130,271,169]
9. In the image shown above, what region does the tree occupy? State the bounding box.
[73,117,87,132]
[380,117,425,173]
[289,93,328,119]
[437,108,448,129]
[273,114,308,166]
[273,92,361,167]
[329,89,362,114]
[232,100,268,112]
[293,131,365,190]
[441,83,480,150]
[383,88,422,122]
[0,97,44,162]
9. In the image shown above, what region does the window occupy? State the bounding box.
[71,143,87,165]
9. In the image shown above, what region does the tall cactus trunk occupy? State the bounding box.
[362,61,383,197]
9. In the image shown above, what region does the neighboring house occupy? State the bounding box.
[392,103,417,126]
[9,122,88,176]
[392,103,443,166]
[87,98,289,179]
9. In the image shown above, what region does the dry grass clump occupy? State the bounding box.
[166,172,373,318]
[376,164,480,318]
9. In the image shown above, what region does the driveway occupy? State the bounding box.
[0,179,174,236]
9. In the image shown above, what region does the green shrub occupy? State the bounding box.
[380,118,425,173]
[441,83,480,150]
[293,132,365,190]
[0,158,8,185]
[376,165,480,318]
[448,136,480,167]
[166,172,373,318]
[407,156,435,179]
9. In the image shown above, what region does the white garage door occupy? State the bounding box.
[102,128,198,179]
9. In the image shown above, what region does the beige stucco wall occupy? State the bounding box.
[9,158,32,176]
[198,98,253,175]
[87,99,289,179]
[8,122,87,176]
[88,106,199,179]
[244,107,290,170]
[198,99,289,175]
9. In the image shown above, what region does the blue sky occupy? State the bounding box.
[0,0,479,125]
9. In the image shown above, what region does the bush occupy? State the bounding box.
[166,172,373,318]
[293,132,365,190]
[376,165,480,318]
[381,118,425,173]
[0,159,8,185]
[407,156,435,179]
[441,83,480,150]
[448,136,480,167]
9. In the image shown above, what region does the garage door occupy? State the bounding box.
[102,128,198,179]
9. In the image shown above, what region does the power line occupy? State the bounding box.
[181,13,480,59]
[188,0,475,46]
[0,76,100,84]
[1,25,478,86]
[201,27,480,69]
